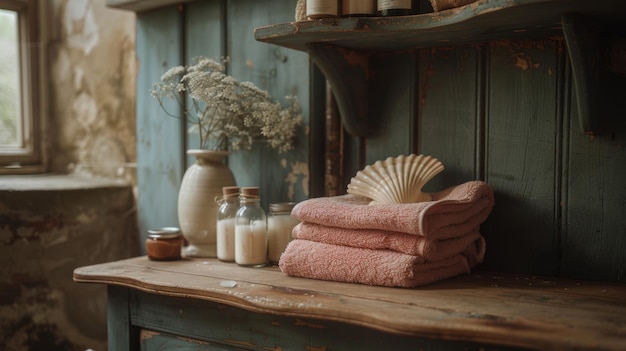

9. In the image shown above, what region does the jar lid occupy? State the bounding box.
[270,202,297,213]
[147,227,181,239]
[222,186,240,197]
[240,186,259,198]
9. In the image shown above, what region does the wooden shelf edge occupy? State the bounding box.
[255,0,626,52]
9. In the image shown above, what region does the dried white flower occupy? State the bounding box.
[149,56,302,152]
[161,66,185,82]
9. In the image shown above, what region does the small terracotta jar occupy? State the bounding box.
[146,227,182,261]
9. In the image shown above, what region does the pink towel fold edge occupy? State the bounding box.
[291,181,494,237]
[293,222,482,261]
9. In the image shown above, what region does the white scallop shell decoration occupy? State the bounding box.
[347,154,444,205]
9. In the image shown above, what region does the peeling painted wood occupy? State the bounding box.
[361,35,626,282]
[139,329,240,350]
[482,40,562,275]
[135,6,184,249]
[225,0,311,209]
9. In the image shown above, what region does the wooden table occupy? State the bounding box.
[73,256,626,351]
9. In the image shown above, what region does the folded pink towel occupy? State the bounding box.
[291,181,494,239]
[279,237,485,287]
[293,222,481,261]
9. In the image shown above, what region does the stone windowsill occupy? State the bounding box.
[106,0,196,12]
[0,173,131,191]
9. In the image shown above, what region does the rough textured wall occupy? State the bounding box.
[0,176,139,351]
[0,1,138,350]
[48,0,136,184]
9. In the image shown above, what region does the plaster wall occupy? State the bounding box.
[0,1,138,350]
[48,0,136,182]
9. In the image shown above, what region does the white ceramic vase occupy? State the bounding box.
[178,149,236,257]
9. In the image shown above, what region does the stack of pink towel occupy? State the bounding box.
[279,181,495,287]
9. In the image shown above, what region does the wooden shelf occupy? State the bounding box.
[74,256,626,351]
[254,0,626,136]
[254,0,626,52]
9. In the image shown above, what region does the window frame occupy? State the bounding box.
[0,0,45,174]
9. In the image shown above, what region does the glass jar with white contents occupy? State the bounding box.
[216,186,240,262]
[267,202,299,265]
[235,187,267,267]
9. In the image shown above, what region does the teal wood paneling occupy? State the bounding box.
[184,0,225,167]
[562,86,626,281]
[108,285,138,351]
[136,7,184,254]
[417,46,481,191]
[140,331,240,350]
[307,64,328,198]
[410,39,626,281]
[481,40,562,275]
[411,40,626,281]
[365,52,416,164]
[185,1,224,72]
[227,0,310,209]
[136,1,310,244]
[133,2,626,282]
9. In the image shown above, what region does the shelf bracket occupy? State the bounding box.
[561,13,604,133]
[306,43,371,137]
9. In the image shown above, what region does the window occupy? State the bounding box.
[0,0,43,174]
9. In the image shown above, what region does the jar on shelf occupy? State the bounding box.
[342,0,376,17]
[267,202,299,264]
[145,227,182,261]
[216,186,240,262]
[306,0,339,19]
[235,187,267,267]
[377,0,418,16]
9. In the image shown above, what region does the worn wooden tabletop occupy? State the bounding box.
[74,256,626,351]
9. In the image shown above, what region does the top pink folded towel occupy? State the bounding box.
[291,181,494,238]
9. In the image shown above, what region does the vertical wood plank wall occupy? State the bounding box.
[365,39,625,282]
[135,1,311,253]
[184,0,224,166]
[227,0,310,204]
[136,2,625,282]
[485,41,563,276]
[136,8,184,246]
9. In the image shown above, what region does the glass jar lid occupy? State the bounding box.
[222,186,240,197]
[269,202,297,213]
[147,227,181,240]
[240,186,259,198]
